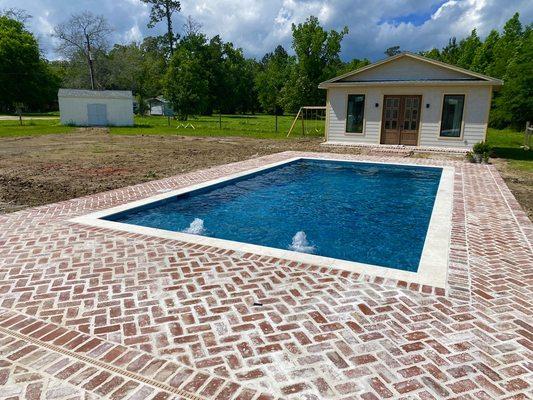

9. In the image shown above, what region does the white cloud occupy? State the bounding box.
[1,0,531,60]
[123,23,143,43]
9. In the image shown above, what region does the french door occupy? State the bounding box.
[380,95,421,145]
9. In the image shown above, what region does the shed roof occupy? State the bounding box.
[319,52,503,88]
[58,89,133,100]
[147,96,169,104]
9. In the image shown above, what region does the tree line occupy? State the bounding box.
[0,3,530,128]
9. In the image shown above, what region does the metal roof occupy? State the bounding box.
[319,52,503,89]
[58,89,133,99]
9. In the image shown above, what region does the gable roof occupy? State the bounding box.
[147,96,170,104]
[319,52,503,88]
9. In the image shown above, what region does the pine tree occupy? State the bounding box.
[421,48,441,61]
[471,30,499,74]
[488,12,523,78]
[492,25,533,128]
[441,37,460,64]
[457,29,481,69]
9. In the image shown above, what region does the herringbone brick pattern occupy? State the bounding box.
[0,332,93,400]
[0,309,263,399]
[0,151,531,399]
[0,326,145,400]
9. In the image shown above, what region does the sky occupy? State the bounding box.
[1,0,532,62]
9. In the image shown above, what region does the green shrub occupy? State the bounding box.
[473,141,492,155]
[471,141,492,163]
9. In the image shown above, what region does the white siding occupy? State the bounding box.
[150,104,164,115]
[339,57,479,82]
[326,85,491,149]
[59,92,134,127]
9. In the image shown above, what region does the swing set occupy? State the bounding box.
[287,106,327,137]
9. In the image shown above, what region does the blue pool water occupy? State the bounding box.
[104,159,442,272]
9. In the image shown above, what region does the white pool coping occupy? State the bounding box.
[70,156,454,289]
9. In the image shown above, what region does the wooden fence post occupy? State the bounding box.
[525,121,532,150]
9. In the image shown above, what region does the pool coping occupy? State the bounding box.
[70,156,454,289]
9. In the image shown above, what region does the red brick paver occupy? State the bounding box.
[0,151,531,399]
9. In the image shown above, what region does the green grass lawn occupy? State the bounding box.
[486,127,532,171]
[0,118,74,137]
[22,111,60,117]
[110,114,324,139]
[0,113,323,139]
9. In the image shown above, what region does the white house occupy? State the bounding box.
[319,53,503,149]
[58,89,134,127]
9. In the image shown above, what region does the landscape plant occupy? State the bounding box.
[472,141,492,163]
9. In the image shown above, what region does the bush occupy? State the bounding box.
[471,141,492,163]
[473,141,492,155]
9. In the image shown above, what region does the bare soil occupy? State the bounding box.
[490,158,533,219]
[0,129,340,213]
[1,129,531,220]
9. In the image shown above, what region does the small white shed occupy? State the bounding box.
[58,89,134,127]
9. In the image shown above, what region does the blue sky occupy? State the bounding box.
[1,0,532,61]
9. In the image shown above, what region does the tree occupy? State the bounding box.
[456,29,481,69]
[488,12,523,78]
[53,11,112,89]
[165,45,209,120]
[52,49,111,90]
[142,0,181,57]
[183,15,202,37]
[282,16,348,111]
[255,45,292,114]
[420,48,441,61]
[385,46,401,57]
[0,7,31,23]
[441,37,460,65]
[0,16,59,116]
[220,42,256,113]
[173,30,259,115]
[471,30,499,73]
[492,25,532,128]
[337,58,370,74]
[106,42,164,113]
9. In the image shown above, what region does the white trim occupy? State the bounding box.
[70,157,454,289]
[344,93,366,136]
[438,93,467,141]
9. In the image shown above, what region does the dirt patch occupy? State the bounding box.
[0,129,531,221]
[0,129,342,213]
[491,158,533,219]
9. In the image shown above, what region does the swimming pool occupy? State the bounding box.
[73,156,453,287]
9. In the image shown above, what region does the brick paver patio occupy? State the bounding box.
[0,151,531,399]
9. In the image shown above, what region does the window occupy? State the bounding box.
[440,95,464,138]
[346,94,365,133]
